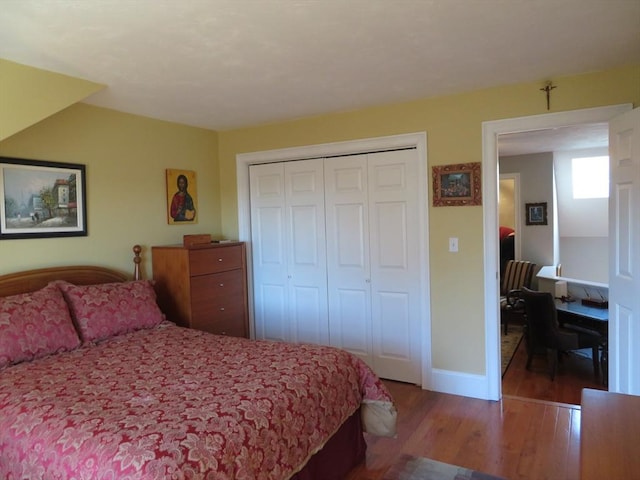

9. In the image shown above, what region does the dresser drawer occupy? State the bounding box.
[192,271,244,300]
[192,295,247,335]
[193,316,247,337]
[189,245,243,276]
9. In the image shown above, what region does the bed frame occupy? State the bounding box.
[0,245,142,297]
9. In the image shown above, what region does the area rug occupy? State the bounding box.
[501,324,524,377]
[382,454,506,480]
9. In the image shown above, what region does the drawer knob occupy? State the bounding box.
[219,283,224,287]
[220,307,225,311]
[218,258,223,262]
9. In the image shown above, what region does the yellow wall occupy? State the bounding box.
[0,59,104,141]
[0,104,221,278]
[217,65,639,374]
[1,61,638,377]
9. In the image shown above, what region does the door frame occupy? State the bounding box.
[236,132,432,385]
[482,104,632,400]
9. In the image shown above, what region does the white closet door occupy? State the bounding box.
[250,163,288,341]
[250,160,328,344]
[368,149,421,383]
[252,151,421,383]
[285,159,329,345]
[325,154,374,366]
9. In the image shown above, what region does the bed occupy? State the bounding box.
[0,246,396,479]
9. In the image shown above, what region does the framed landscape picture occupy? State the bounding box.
[0,157,87,240]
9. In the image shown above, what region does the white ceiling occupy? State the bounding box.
[498,123,611,156]
[0,0,638,133]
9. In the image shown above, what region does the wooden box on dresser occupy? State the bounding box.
[151,242,249,338]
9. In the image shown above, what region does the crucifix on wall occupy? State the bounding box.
[540,81,557,110]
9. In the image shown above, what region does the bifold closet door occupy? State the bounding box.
[324,154,373,366]
[250,149,421,384]
[249,159,328,344]
[325,149,421,384]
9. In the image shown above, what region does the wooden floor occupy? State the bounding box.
[502,330,605,405]
[346,338,607,480]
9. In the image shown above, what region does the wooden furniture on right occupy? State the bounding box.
[151,242,249,338]
[580,388,640,479]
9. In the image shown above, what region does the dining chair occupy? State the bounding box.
[520,287,605,381]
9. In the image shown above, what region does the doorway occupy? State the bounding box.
[497,134,608,404]
[481,104,632,401]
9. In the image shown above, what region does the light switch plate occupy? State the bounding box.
[449,237,458,252]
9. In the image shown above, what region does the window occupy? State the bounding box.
[572,156,609,199]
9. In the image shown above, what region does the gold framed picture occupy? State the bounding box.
[432,162,482,207]
[166,169,197,224]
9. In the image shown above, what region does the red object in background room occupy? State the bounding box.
[500,226,515,240]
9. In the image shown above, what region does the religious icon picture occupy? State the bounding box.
[166,169,197,224]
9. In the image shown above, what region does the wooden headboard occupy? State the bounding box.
[0,245,142,297]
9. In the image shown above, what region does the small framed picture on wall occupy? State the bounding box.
[166,169,198,224]
[525,202,547,225]
[432,162,482,207]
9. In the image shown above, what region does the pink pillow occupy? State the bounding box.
[0,283,81,369]
[58,280,164,343]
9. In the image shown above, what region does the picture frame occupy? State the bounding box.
[0,157,87,240]
[432,162,482,206]
[525,202,548,225]
[166,169,198,224]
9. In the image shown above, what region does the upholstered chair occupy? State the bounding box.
[500,260,536,335]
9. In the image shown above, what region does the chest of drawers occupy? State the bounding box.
[151,242,249,338]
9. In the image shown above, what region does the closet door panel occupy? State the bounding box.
[325,155,373,365]
[285,160,328,344]
[257,283,288,341]
[330,288,370,359]
[377,291,411,356]
[250,163,289,341]
[368,150,421,383]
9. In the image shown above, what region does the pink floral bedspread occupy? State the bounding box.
[0,322,394,479]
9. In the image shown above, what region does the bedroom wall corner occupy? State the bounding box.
[0,104,221,278]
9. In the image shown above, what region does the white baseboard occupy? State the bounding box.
[427,368,496,401]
